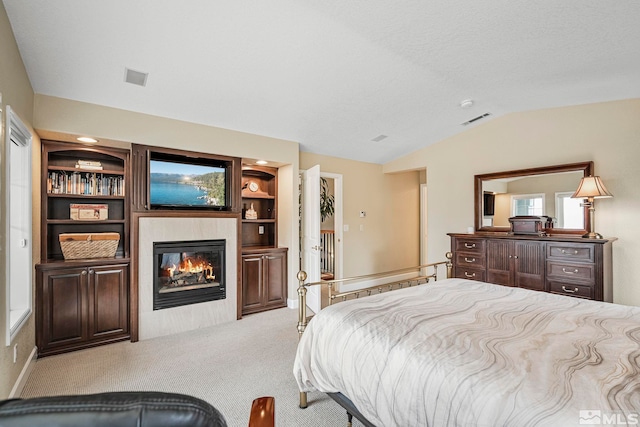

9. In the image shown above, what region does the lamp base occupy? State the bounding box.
[582,231,604,239]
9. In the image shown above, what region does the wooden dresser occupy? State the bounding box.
[448,233,616,302]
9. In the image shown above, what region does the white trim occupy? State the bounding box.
[9,346,38,398]
[420,183,428,266]
[5,105,33,346]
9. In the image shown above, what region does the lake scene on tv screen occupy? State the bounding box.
[150,160,225,207]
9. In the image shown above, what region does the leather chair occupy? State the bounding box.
[0,392,275,427]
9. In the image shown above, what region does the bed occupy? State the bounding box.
[293,262,640,427]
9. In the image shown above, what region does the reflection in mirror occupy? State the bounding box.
[475,162,593,234]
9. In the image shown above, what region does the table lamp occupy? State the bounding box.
[571,176,612,239]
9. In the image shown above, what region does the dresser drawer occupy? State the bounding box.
[454,253,486,268]
[546,242,594,262]
[454,267,485,282]
[546,261,595,283]
[548,280,594,300]
[453,238,485,254]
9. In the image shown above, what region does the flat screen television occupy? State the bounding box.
[149,157,231,210]
[483,192,495,216]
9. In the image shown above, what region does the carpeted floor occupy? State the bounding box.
[21,307,364,427]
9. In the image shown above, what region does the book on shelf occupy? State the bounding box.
[47,171,124,196]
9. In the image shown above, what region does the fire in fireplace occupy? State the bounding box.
[153,239,226,310]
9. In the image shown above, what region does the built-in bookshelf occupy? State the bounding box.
[36,140,131,357]
[40,140,130,261]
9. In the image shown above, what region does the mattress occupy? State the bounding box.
[293,278,640,427]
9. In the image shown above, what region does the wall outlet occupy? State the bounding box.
[258,225,264,235]
[359,211,366,218]
[343,224,349,232]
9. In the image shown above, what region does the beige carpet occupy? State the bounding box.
[21,307,365,427]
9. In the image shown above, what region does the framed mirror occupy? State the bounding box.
[474,162,593,234]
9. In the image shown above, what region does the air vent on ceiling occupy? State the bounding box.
[371,134,388,142]
[461,112,491,126]
[124,68,148,87]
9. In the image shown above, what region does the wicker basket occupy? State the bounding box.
[59,232,120,260]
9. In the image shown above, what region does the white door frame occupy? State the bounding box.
[420,183,428,274]
[301,165,321,314]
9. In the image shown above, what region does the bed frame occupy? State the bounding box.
[296,253,453,426]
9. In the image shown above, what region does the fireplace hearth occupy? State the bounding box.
[153,239,226,310]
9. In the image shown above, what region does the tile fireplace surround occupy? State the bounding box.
[138,217,237,340]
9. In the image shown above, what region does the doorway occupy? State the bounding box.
[299,167,343,313]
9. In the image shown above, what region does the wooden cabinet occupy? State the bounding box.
[36,261,129,357]
[36,140,131,356]
[449,233,615,302]
[241,165,288,315]
[486,239,545,291]
[241,248,288,314]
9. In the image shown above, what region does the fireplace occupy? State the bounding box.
[153,239,226,310]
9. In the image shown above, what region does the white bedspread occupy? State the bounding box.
[293,278,640,427]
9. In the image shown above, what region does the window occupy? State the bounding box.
[511,193,544,217]
[555,191,583,228]
[5,106,33,345]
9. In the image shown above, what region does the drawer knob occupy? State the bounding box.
[562,286,579,293]
[464,257,476,263]
[562,267,579,274]
[464,243,476,249]
[464,272,476,278]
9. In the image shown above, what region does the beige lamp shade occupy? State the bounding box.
[571,176,613,199]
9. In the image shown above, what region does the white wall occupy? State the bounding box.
[384,99,640,307]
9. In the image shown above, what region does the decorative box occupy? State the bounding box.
[508,216,545,235]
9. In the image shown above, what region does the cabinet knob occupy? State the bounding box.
[562,286,579,293]
[464,257,476,263]
[464,243,476,249]
[81,270,87,276]
[88,269,94,275]
[464,272,476,278]
[562,268,579,274]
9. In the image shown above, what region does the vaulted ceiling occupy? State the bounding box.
[4,1,639,163]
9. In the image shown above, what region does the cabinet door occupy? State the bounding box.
[486,239,512,286]
[264,251,287,308]
[242,255,264,312]
[88,265,129,339]
[39,267,89,350]
[513,241,545,291]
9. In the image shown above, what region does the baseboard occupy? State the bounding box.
[9,346,37,398]
[287,298,298,309]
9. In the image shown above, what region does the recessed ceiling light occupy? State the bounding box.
[256,160,268,165]
[77,137,98,143]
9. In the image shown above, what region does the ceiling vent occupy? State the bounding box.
[124,68,148,87]
[371,134,388,142]
[461,112,491,126]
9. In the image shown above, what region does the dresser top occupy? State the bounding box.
[448,232,617,244]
